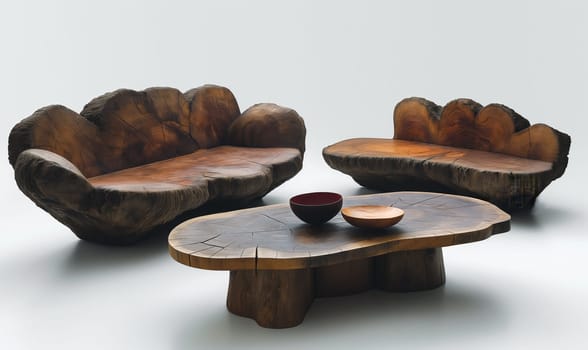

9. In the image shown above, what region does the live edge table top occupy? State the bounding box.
[168,192,511,271]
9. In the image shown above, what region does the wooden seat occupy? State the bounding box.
[88,146,300,193]
[9,85,306,244]
[323,97,570,211]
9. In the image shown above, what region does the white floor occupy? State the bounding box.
[1,1,587,349]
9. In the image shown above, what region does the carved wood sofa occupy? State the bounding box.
[8,85,306,244]
[323,97,570,211]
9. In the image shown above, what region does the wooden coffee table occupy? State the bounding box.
[168,192,510,328]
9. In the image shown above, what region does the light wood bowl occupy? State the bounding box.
[341,205,404,229]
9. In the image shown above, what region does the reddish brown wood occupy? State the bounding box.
[393,98,563,161]
[229,103,306,156]
[323,97,570,211]
[169,192,510,328]
[8,85,306,244]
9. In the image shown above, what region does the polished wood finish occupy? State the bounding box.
[229,103,306,156]
[8,85,306,244]
[324,138,555,210]
[169,192,510,328]
[393,98,568,163]
[323,97,571,211]
[341,205,404,229]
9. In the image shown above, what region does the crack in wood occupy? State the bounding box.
[209,247,226,258]
[260,213,289,228]
[186,244,219,255]
[10,85,307,245]
[169,192,510,271]
[420,152,454,164]
[203,242,227,249]
[233,156,274,169]
[183,93,200,148]
[160,122,167,148]
[200,233,222,244]
[403,193,445,207]
[437,202,484,209]
[111,114,152,142]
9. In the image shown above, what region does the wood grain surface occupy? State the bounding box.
[227,268,314,328]
[8,85,306,244]
[393,97,569,164]
[323,97,570,210]
[169,192,510,271]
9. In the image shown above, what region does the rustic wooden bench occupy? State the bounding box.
[8,85,306,244]
[323,97,570,211]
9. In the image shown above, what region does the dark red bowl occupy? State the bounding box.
[289,192,343,225]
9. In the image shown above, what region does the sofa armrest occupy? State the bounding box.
[228,103,306,155]
[14,149,93,210]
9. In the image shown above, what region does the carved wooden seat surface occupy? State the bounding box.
[323,98,570,210]
[88,146,300,192]
[8,85,306,244]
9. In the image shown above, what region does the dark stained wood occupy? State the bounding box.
[323,97,571,211]
[229,103,306,156]
[169,192,509,328]
[314,259,374,297]
[226,251,446,328]
[227,269,314,328]
[375,248,445,292]
[78,87,198,174]
[169,192,509,271]
[184,85,241,149]
[8,85,306,244]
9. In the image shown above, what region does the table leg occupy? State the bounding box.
[226,268,314,328]
[314,258,374,297]
[226,248,445,327]
[375,248,446,292]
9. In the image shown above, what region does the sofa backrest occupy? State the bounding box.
[8,85,240,177]
[393,97,571,165]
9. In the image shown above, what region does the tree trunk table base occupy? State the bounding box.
[169,192,510,329]
[227,248,444,328]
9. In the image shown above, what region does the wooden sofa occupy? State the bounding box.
[8,85,306,244]
[323,97,570,211]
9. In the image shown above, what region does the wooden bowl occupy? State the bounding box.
[290,192,343,225]
[341,205,404,229]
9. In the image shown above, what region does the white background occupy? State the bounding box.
[1,1,587,349]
